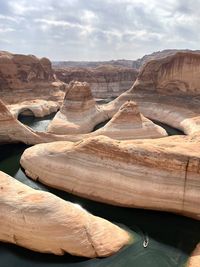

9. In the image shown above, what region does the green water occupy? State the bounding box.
[0,115,199,267]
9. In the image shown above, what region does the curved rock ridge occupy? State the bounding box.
[134,52,200,95]
[96,101,167,139]
[103,52,200,135]
[0,171,130,257]
[48,81,109,134]
[48,101,167,142]
[20,135,200,220]
[0,99,87,144]
[0,51,65,104]
[0,98,167,144]
[0,99,58,144]
[8,100,59,118]
[55,65,138,99]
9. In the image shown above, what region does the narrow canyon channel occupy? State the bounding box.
[0,114,199,267]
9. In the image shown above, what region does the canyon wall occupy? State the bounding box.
[134,52,200,95]
[55,65,138,99]
[0,51,65,104]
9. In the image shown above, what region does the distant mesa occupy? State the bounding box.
[55,65,138,99]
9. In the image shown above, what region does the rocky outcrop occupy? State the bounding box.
[55,65,138,99]
[47,101,167,142]
[132,49,200,69]
[0,51,65,104]
[20,135,200,220]
[0,97,167,144]
[95,101,167,139]
[0,171,130,257]
[0,98,58,144]
[8,100,59,118]
[47,81,109,134]
[19,53,200,221]
[103,52,200,135]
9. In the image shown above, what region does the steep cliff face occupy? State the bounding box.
[55,65,138,99]
[134,52,200,95]
[0,51,65,104]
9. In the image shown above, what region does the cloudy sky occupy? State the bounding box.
[0,0,199,61]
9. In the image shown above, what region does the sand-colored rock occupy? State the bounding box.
[93,101,167,140]
[0,171,130,257]
[63,101,167,141]
[48,81,109,134]
[188,243,200,267]
[20,135,200,220]
[55,65,138,99]
[49,52,200,136]
[8,99,59,118]
[0,51,65,105]
[0,98,167,144]
[103,52,200,135]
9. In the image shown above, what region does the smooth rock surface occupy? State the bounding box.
[0,170,130,257]
[93,101,167,140]
[20,135,200,220]
[103,52,200,135]
[8,100,59,118]
[58,101,167,142]
[48,81,109,134]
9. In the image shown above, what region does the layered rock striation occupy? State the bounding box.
[0,171,130,257]
[94,101,167,140]
[20,135,200,220]
[0,51,65,104]
[47,81,109,134]
[47,101,167,142]
[55,65,138,99]
[104,52,200,135]
[8,99,59,118]
[20,52,200,222]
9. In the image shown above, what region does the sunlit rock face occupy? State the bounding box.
[0,51,65,104]
[103,52,200,135]
[48,81,108,134]
[55,65,138,99]
[134,52,200,95]
[20,134,200,221]
[0,171,130,257]
[91,101,167,140]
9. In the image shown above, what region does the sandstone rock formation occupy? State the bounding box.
[0,96,167,144]
[93,101,167,140]
[47,101,167,142]
[55,65,138,99]
[132,49,200,69]
[0,98,58,144]
[20,135,200,220]
[8,99,59,118]
[48,81,109,134]
[0,51,65,105]
[104,52,200,135]
[0,171,130,257]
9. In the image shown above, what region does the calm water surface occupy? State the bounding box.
[0,114,199,267]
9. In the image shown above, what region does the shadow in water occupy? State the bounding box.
[0,115,198,267]
[18,113,56,132]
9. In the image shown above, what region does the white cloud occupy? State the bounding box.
[0,0,200,60]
